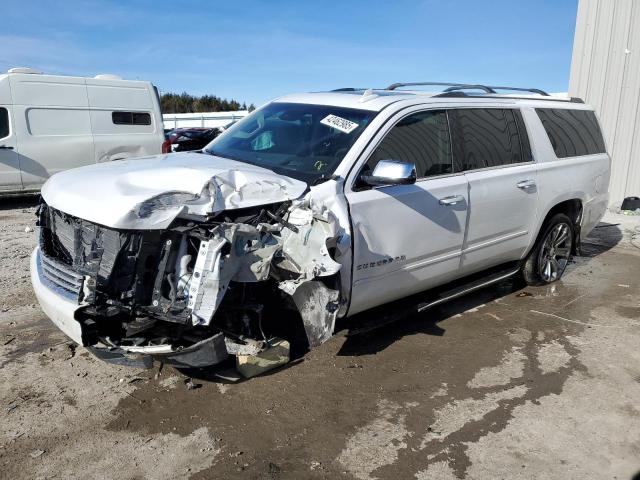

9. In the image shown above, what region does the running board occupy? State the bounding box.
[346,262,521,337]
[416,267,520,313]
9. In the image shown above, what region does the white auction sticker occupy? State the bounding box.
[320,114,359,133]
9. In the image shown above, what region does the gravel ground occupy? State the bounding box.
[0,197,639,480]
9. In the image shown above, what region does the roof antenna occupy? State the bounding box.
[359,88,377,103]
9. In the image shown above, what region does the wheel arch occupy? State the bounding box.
[531,198,583,256]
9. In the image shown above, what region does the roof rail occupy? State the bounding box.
[387,82,496,93]
[432,91,583,103]
[386,82,550,96]
[486,85,550,96]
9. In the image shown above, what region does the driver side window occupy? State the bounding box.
[365,110,452,178]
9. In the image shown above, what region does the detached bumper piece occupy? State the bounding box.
[89,332,228,369]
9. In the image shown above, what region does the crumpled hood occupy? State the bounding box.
[41,152,308,229]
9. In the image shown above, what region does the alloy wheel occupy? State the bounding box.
[537,222,573,282]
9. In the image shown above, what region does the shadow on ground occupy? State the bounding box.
[171,221,624,385]
[0,194,40,211]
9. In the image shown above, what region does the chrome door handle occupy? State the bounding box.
[0,145,14,150]
[517,179,536,190]
[438,195,465,206]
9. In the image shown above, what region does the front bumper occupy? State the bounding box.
[30,247,84,344]
[30,247,228,368]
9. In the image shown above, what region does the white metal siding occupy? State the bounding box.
[569,0,640,204]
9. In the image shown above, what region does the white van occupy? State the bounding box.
[0,68,165,195]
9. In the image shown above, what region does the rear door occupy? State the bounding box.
[345,108,469,315]
[0,106,21,191]
[449,108,539,274]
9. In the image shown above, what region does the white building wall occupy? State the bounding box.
[569,0,640,205]
[162,110,249,130]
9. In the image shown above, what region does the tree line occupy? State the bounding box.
[160,92,255,113]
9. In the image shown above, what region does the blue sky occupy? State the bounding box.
[0,0,578,106]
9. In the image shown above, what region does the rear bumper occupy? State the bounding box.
[582,192,609,237]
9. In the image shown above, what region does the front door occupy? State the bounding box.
[0,106,21,191]
[345,109,469,315]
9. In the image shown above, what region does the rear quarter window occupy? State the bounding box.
[535,108,606,158]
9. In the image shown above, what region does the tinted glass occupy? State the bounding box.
[112,111,151,125]
[513,109,533,162]
[536,108,605,158]
[206,102,376,184]
[365,110,452,178]
[0,107,8,139]
[450,108,525,171]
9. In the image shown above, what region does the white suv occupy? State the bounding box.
[30,83,610,370]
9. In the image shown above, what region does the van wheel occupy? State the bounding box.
[521,213,574,286]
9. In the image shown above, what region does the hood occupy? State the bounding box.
[41,152,308,229]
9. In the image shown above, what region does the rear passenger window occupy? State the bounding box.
[449,108,529,171]
[366,110,452,178]
[112,111,152,126]
[536,108,605,158]
[0,107,9,139]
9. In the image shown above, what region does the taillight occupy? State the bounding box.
[162,139,171,154]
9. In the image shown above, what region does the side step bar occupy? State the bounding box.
[416,267,520,313]
[346,262,521,337]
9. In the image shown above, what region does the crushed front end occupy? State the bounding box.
[31,199,343,369]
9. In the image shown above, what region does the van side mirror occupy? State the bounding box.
[361,160,417,187]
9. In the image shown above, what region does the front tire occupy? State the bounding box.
[522,213,574,286]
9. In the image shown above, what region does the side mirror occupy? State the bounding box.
[361,160,417,187]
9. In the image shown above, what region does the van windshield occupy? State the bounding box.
[204,102,376,184]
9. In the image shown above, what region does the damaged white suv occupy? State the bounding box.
[30,83,610,370]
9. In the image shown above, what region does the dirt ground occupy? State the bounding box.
[1,197,639,480]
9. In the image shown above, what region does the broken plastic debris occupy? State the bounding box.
[236,338,290,379]
[516,292,534,298]
[184,378,202,390]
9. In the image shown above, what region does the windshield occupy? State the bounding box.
[204,102,376,183]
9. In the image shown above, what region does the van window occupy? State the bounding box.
[366,110,452,178]
[27,108,91,136]
[0,108,8,139]
[112,111,151,126]
[536,108,605,158]
[449,109,528,171]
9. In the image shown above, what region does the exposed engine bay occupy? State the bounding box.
[36,196,344,369]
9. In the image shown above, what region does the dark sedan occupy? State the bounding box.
[162,127,221,153]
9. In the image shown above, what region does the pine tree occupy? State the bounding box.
[160,92,251,113]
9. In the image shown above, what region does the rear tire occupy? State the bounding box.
[521,213,574,286]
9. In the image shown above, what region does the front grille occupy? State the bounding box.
[36,200,163,305]
[38,202,128,286]
[38,251,84,302]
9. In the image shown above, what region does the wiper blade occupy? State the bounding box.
[205,149,243,162]
[312,174,338,186]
